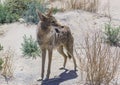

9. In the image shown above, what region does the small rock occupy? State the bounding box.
[18,18,25,23]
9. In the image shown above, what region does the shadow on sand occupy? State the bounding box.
[41,69,78,85]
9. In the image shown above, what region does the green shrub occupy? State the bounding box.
[0,44,3,70]
[0,0,47,24]
[0,4,19,24]
[4,0,30,16]
[23,1,47,24]
[104,24,120,46]
[4,0,46,16]
[21,35,41,59]
[52,7,61,14]
[0,58,4,70]
[0,44,3,51]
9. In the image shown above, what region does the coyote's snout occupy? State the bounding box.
[36,8,77,80]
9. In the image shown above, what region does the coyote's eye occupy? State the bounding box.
[51,21,55,23]
[61,26,64,28]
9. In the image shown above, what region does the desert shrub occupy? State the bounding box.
[57,0,99,12]
[4,0,30,16]
[52,7,61,14]
[21,35,41,59]
[1,48,14,80]
[1,0,46,24]
[0,58,4,70]
[0,44,3,51]
[1,0,56,24]
[0,44,3,70]
[104,24,120,47]
[23,1,47,24]
[4,0,47,16]
[75,33,120,85]
[0,4,19,24]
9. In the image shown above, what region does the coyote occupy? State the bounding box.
[36,9,77,80]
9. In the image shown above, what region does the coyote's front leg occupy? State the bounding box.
[46,48,53,79]
[41,48,46,80]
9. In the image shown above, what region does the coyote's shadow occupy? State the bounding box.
[41,70,78,85]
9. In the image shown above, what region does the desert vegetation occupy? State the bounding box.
[0,48,14,83]
[0,58,4,70]
[0,44,3,51]
[0,0,47,24]
[0,3,18,23]
[21,35,41,58]
[0,0,102,24]
[55,0,99,12]
[1,49,14,79]
[0,44,3,71]
[75,33,120,85]
[104,23,120,47]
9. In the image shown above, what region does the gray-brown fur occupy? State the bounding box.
[36,8,77,80]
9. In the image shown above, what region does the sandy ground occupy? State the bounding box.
[0,22,82,85]
[0,0,120,85]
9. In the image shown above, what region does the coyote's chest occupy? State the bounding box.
[37,28,69,49]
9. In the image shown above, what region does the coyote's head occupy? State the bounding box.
[36,8,63,31]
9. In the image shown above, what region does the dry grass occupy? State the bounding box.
[1,48,14,79]
[49,0,99,12]
[75,33,120,85]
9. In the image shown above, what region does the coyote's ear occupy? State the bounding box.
[36,9,47,21]
[47,7,53,16]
